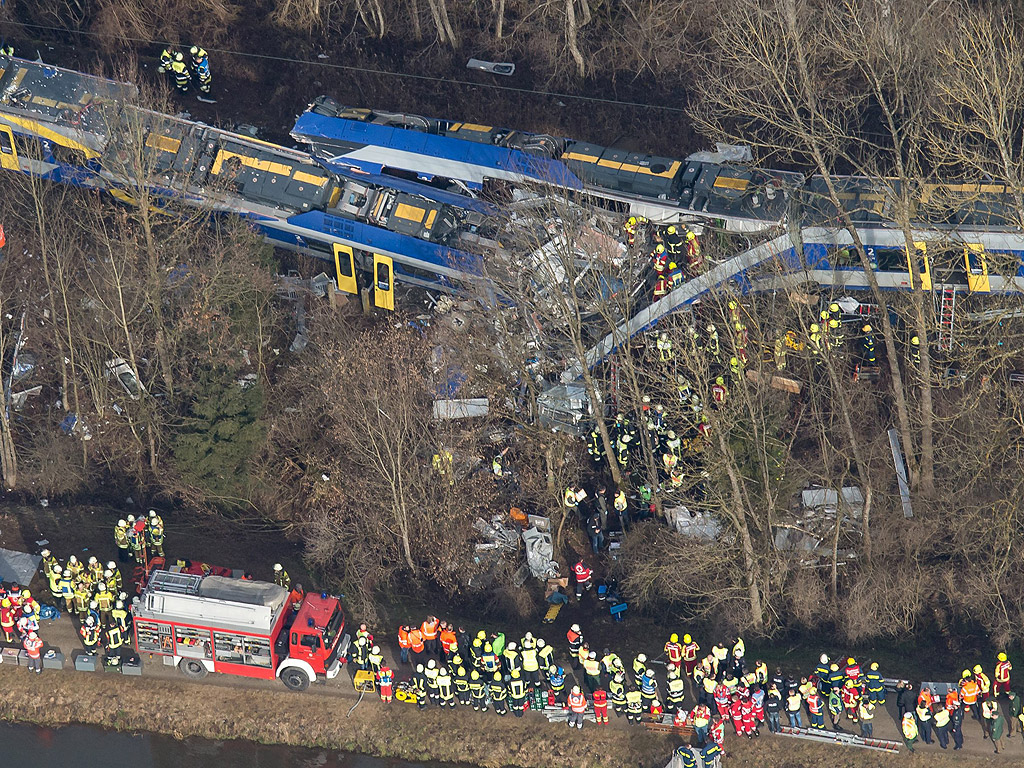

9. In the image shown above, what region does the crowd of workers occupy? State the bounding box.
[158,45,213,97]
[336,612,1024,760]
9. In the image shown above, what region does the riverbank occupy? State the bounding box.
[0,665,1013,768]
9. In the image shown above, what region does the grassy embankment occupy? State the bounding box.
[0,665,1010,768]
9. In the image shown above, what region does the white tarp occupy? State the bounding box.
[0,548,41,585]
[522,527,558,579]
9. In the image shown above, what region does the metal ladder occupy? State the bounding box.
[778,725,901,753]
[937,285,957,351]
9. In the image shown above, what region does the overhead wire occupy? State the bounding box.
[2,20,689,114]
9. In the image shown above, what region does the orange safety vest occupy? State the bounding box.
[421,619,439,640]
[996,661,1011,682]
[945,689,959,709]
[408,629,425,653]
[439,629,457,652]
[807,695,822,715]
[397,627,410,649]
[568,692,587,713]
[960,680,979,704]
[0,224,5,249]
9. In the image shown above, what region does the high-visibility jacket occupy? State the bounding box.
[865,671,884,692]
[960,679,980,703]
[902,717,918,739]
[397,627,410,649]
[489,680,507,700]
[111,606,129,632]
[625,690,643,712]
[858,702,874,721]
[521,647,539,672]
[439,629,456,654]
[787,693,802,712]
[691,703,711,726]
[933,707,950,727]
[57,575,74,599]
[568,691,587,712]
[80,625,99,646]
[408,629,424,654]
[73,585,89,612]
[0,224,5,250]
[106,624,124,650]
[915,705,931,724]
[664,641,683,664]
[667,678,686,703]
[436,671,453,700]
[95,590,114,612]
[23,636,42,658]
[420,619,439,640]
[0,606,14,629]
[504,649,521,673]
[509,678,527,700]
[538,645,554,669]
[807,694,823,715]
[978,672,991,694]
[583,657,601,677]
[468,676,485,697]
[996,660,1012,683]
[453,669,470,693]
[566,629,582,650]
[114,526,129,549]
[48,572,62,597]
[573,562,592,582]
[683,641,699,662]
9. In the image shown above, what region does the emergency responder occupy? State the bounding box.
[48,564,64,604]
[190,46,213,95]
[73,580,90,622]
[663,225,684,257]
[352,636,369,670]
[975,663,992,703]
[0,598,14,643]
[412,664,428,710]
[537,638,554,674]
[573,560,592,599]
[87,556,103,584]
[657,332,674,362]
[158,48,176,75]
[453,665,470,705]
[368,644,384,676]
[80,616,100,654]
[421,615,440,656]
[468,669,486,710]
[23,630,43,674]
[808,323,823,364]
[147,517,165,558]
[57,568,74,613]
[861,324,876,364]
[582,650,601,692]
[685,230,703,274]
[379,666,394,702]
[95,582,114,626]
[104,621,124,663]
[666,673,686,713]
[586,428,604,464]
[625,687,643,723]
[170,52,190,93]
[933,702,950,748]
[608,671,626,714]
[111,600,129,635]
[902,711,920,752]
[520,638,540,686]
[508,669,527,716]
[113,520,130,563]
[865,661,885,704]
[490,672,508,715]
[994,652,1012,695]
[105,562,123,592]
[436,665,455,708]
[273,563,291,590]
[40,549,58,580]
[128,519,145,564]
[910,334,921,364]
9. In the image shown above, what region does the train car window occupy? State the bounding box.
[0,129,12,155]
[870,247,906,271]
[376,261,391,291]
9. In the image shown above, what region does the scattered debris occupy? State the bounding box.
[466,59,515,76]
[522,526,557,579]
[432,398,489,420]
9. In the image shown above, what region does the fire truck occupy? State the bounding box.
[132,570,349,691]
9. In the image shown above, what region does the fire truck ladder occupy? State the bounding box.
[937,285,957,351]
[778,725,901,753]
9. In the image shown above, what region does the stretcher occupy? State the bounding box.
[542,602,563,624]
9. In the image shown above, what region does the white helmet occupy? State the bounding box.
[645,668,654,676]
[104,570,113,579]
[571,685,580,693]
[107,561,116,569]
[427,660,436,669]
[69,556,78,564]
[115,600,124,609]
[41,549,50,557]
[372,645,380,654]
[416,664,424,673]
[820,654,829,664]
[273,563,282,571]
[117,520,126,527]
[537,639,546,648]
[97,582,107,592]
[638,654,647,663]
[571,624,581,633]
[525,632,533,640]
[507,642,516,651]
[28,631,37,639]
[149,510,157,518]
[127,515,135,523]
[53,565,63,574]
[589,651,597,659]
[88,556,97,565]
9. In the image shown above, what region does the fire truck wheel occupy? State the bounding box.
[281,667,311,691]
[179,658,209,680]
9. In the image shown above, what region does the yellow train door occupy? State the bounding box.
[373,254,394,311]
[905,240,931,291]
[964,243,990,293]
[333,243,358,295]
[0,125,19,171]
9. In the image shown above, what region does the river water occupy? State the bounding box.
[3,722,438,768]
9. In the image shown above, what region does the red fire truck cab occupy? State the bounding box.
[132,570,349,691]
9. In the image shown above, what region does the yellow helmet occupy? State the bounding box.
[870,662,878,671]
[667,225,677,234]
[627,216,637,227]
[655,244,665,254]
[962,669,972,678]
[686,231,697,241]
[999,652,1008,661]
[683,634,691,643]
[973,664,982,674]
[847,657,855,665]
[862,324,872,333]
[670,633,678,643]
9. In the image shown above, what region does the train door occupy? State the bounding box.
[333,244,358,295]
[964,243,990,293]
[373,254,394,311]
[905,240,931,290]
[0,125,18,171]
